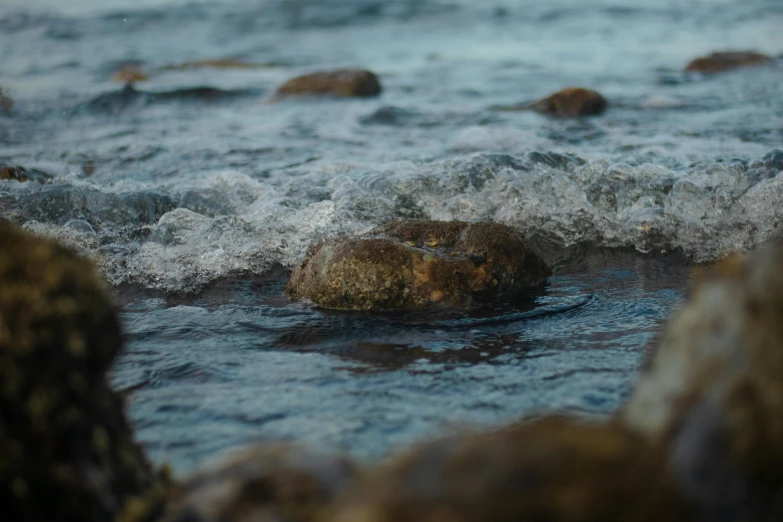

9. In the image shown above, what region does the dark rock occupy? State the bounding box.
[531,87,608,117]
[285,220,550,311]
[763,149,783,172]
[623,244,783,520]
[161,444,358,522]
[276,69,381,98]
[0,223,165,522]
[0,87,12,113]
[684,51,773,73]
[328,417,698,522]
[0,163,51,183]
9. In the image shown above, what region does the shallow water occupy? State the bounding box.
[1,0,781,473]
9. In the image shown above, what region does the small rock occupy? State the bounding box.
[0,163,51,183]
[276,69,382,98]
[328,417,698,522]
[0,223,164,522]
[531,87,608,117]
[161,59,270,71]
[684,51,773,73]
[0,87,12,113]
[110,65,150,84]
[285,220,549,311]
[162,444,358,522]
[623,243,783,519]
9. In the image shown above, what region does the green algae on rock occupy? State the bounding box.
[328,417,698,522]
[623,244,783,520]
[276,69,382,98]
[685,51,773,73]
[285,220,549,311]
[0,222,163,522]
[531,87,608,117]
[161,443,358,522]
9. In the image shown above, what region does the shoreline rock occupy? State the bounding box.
[531,87,608,117]
[275,69,382,98]
[684,51,773,73]
[285,220,550,311]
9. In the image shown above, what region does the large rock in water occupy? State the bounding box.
[161,444,358,522]
[285,221,550,311]
[0,223,164,522]
[276,69,382,98]
[622,244,783,520]
[685,51,773,73]
[327,417,698,522]
[531,87,607,117]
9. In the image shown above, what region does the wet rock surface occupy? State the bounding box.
[161,444,358,522]
[0,223,163,522]
[623,244,783,520]
[0,87,11,113]
[276,69,382,98]
[328,417,698,522]
[685,51,773,73]
[531,87,608,117]
[0,163,52,183]
[285,220,550,311]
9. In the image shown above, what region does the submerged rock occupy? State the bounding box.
[328,417,698,522]
[285,220,549,311]
[684,51,773,73]
[0,223,164,522]
[161,444,358,522]
[276,69,382,98]
[0,87,12,113]
[623,244,783,519]
[110,65,151,84]
[531,87,608,117]
[0,163,52,183]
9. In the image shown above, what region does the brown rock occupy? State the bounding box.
[531,87,608,117]
[161,59,268,71]
[685,51,773,73]
[110,65,151,84]
[0,163,51,183]
[285,220,550,311]
[0,222,164,522]
[623,243,783,519]
[276,69,382,98]
[328,417,699,522]
[161,444,358,522]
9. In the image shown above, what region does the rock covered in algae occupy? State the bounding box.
[327,417,698,522]
[623,244,783,520]
[685,51,773,73]
[0,222,163,522]
[531,87,607,117]
[285,220,550,311]
[161,443,358,522]
[276,69,382,98]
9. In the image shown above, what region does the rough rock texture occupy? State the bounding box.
[531,87,607,117]
[328,417,699,522]
[685,51,773,73]
[285,220,550,311]
[0,223,164,522]
[161,444,358,522]
[276,69,382,98]
[623,244,783,520]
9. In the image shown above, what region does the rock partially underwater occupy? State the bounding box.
[0,223,164,522]
[285,220,550,311]
[161,444,358,522]
[685,51,773,73]
[623,244,783,520]
[0,163,52,183]
[531,87,608,117]
[276,69,382,98]
[328,417,698,522]
[0,87,12,113]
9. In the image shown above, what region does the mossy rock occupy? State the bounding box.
[685,51,772,73]
[623,243,783,519]
[531,87,607,117]
[161,444,358,522]
[328,417,698,522]
[285,220,550,311]
[0,222,163,522]
[276,69,382,98]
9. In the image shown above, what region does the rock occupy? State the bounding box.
[285,220,550,311]
[0,163,52,183]
[276,69,382,98]
[328,417,698,522]
[0,222,165,522]
[161,444,358,522]
[110,65,151,84]
[684,51,773,73]
[531,87,608,117]
[161,59,272,71]
[622,243,783,519]
[0,87,12,113]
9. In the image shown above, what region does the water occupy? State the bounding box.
[1,0,781,473]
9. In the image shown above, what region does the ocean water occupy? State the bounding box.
[1,0,781,473]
